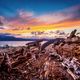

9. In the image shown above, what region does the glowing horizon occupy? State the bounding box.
[0,0,80,40]
[0,20,80,35]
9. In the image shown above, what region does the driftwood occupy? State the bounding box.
[49,52,80,80]
[41,38,65,51]
[12,56,27,68]
[67,69,79,80]
[69,29,77,38]
[0,53,12,73]
[0,29,80,80]
[26,39,43,49]
[41,30,80,51]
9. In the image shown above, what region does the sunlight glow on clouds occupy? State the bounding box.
[0,5,80,36]
[9,5,80,26]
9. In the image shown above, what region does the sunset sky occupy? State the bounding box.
[0,0,80,39]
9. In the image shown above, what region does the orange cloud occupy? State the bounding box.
[0,20,80,35]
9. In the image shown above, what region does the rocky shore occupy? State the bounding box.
[0,29,80,80]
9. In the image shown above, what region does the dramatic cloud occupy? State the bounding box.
[0,16,10,30]
[37,13,72,24]
[37,5,80,24]
[0,25,10,30]
[0,16,7,25]
[18,10,34,19]
[0,5,80,35]
[7,5,80,29]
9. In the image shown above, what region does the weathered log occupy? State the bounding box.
[26,39,43,49]
[69,29,77,38]
[67,69,79,80]
[12,56,27,68]
[0,53,12,72]
[41,38,65,51]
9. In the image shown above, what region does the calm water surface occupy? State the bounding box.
[0,41,32,46]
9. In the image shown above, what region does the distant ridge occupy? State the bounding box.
[0,33,53,41]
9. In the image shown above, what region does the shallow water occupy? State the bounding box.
[0,41,46,47]
[0,41,32,46]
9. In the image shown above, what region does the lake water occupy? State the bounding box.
[0,41,32,46]
[0,41,47,47]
